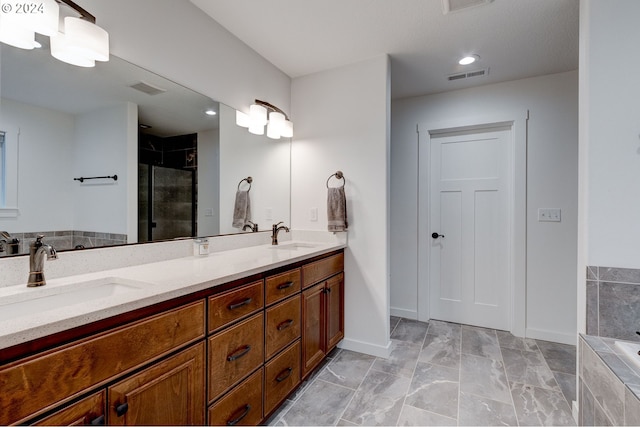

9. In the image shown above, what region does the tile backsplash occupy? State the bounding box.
[587,266,640,341]
[0,230,127,256]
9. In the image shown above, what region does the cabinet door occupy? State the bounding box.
[108,342,205,426]
[32,391,105,426]
[301,282,326,377]
[326,273,345,351]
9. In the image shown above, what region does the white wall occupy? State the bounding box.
[392,71,578,343]
[72,103,137,238]
[218,104,290,234]
[0,98,74,231]
[81,0,291,116]
[197,129,220,237]
[291,55,391,357]
[577,0,640,334]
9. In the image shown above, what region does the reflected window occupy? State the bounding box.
[0,131,5,206]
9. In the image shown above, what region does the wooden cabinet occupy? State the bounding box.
[265,268,301,305]
[32,391,105,426]
[208,369,264,426]
[301,272,344,378]
[108,342,205,426]
[209,281,264,332]
[264,341,301,415]
[265,295,301,359]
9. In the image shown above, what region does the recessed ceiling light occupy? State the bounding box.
[459,54,479,65]
[205,109,217,116]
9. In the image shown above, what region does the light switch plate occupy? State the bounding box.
[310,207,318,221]
[538,208,561,222]
[265,208,273,221]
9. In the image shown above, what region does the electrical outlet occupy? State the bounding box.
[538,208,561,222]
[310,207,318,221]
[204,208,213,217]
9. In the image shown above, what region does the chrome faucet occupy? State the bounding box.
[27,235,58,287]
[271,222,290,245]
[242,221,259,232]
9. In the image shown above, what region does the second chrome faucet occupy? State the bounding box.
[28,235,58,287]
[271,222,289,245]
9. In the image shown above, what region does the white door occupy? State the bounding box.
[429,127,510,330]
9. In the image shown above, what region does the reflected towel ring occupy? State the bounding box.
[326,171,345,188]
[238,176,252,191]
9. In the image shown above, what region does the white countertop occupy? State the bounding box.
[0,240,346,350]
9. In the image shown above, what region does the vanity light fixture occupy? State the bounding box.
[0,0,109,68]
[236,100,293,139]
[459,54,480,65]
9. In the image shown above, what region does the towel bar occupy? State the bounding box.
[237,176,252,191]
[326,171,345,188]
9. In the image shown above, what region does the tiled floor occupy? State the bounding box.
[267,317,577,426]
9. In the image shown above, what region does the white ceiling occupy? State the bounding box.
[191,0,580,99]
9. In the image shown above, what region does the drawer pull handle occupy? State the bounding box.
[277,281,294,290]
[227,345,251,361]
[276,367,293,382]
[277,319,294,331]
[228,298,252,310]
[90,415,105,425]
[227,404,251,426]
[115,402,129,417]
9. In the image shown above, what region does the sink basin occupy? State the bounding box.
[270,242,319,250]
[615,341,640,369]
[0,277,146,322]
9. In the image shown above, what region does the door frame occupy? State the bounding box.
[417,111,528,337]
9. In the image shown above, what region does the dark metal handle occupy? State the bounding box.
[115,402,129,417]
[277,319,294,331]
[275,367,293,383]
[277,281,294,290]
[227,404,251,426]
[90,415,105,425]
[431,232,445,239]
[227,345,251,362]
[228,298,252,310]
[322,287,332,294]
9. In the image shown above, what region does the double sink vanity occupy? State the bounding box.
[0,235,346,425]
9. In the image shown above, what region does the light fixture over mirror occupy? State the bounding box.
[236,99,293,139]
[0,0,109,67]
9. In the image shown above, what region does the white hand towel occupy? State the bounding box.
[232,190,252,228]
[327,187,348,232]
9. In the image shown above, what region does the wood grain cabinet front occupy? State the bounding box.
[0,301,205,426]
[32,391,105,426]
[208,368,264,426]
[265,269,301,306]
[108,342,205,426]
[209,281,264,333]
[302,253,344,289]
[208,312,265,403]
[264,341,301,416]
[265,294,301,359]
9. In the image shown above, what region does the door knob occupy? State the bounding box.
[431,232,444,239]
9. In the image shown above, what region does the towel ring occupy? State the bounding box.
[238,176,252,191]
[326,171,345,188]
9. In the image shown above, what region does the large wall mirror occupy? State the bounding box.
[0,40,290,257]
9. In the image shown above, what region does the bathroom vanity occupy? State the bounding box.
[0,243,344,425]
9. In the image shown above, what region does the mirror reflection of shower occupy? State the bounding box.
[138,128,197,242]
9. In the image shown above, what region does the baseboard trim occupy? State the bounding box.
[390,307,418,320]
[526,327,576,345]
[338,338,392,359]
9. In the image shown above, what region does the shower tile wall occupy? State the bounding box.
[586,266,640,341]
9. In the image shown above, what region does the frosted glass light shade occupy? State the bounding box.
[0,13,36,49]
[24,0,59,36]
[269,111,285,131]
[50,32,95,67]
[281,120,293,138]
[249,104,267,126]
[248,121,265,135]
[236,111,250,128]
[266,121,281,139]
[64,17,109,62]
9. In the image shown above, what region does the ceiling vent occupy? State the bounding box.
[129,81,167,96]
[447,68,489,81]
[442,0,493,14]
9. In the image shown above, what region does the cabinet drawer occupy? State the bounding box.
[108,342,205,426]
[32,391,105,426]
[208,313,264,402]
[0,301,205,425]
[264,341,301,416]
[209,281,264,332]
[265,268,301,306]
[302,253,344,288]
[208,368,263,426]
[265,295,301,360]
